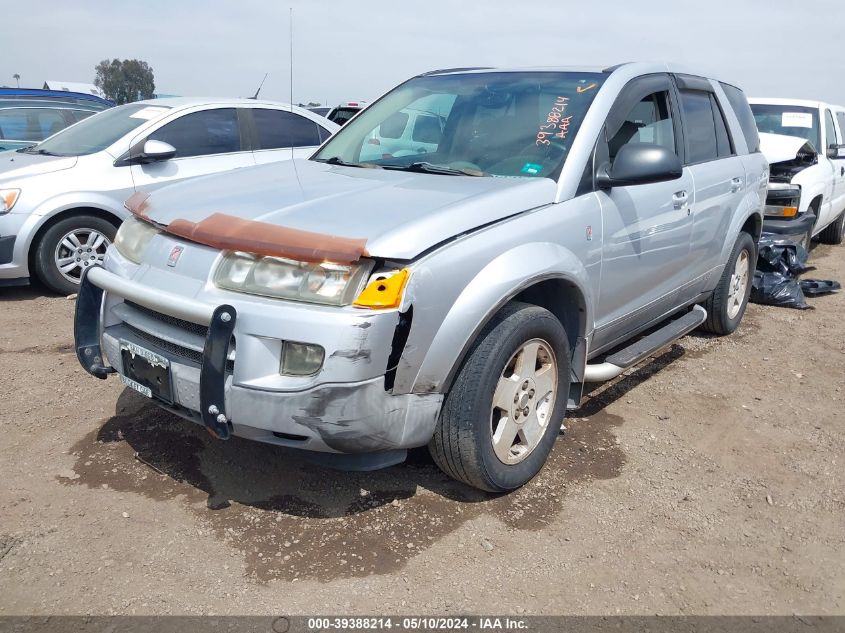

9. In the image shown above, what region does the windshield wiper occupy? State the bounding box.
[20,147,57,156]
[320,156,381,169]
[381,161,485,177]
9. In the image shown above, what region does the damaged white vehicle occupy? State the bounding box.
[751,98,845,246]
[74,63,766,491]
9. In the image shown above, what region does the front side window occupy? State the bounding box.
[824,109,838,148]
[608,91,676,161]
[253,108,322,149]
[679,90,720,164]
[150,108,241,158]
[314,71,608,179]
[27,103,163,156]
[750,104,821,152]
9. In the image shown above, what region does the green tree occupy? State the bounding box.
[94,59,155,104]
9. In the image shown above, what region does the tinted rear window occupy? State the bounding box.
[719,83,760,152]
[253,108,322,149]
[679,90,718,163]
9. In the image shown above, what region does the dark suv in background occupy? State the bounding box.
[0,88,114,151]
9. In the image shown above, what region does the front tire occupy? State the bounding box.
[700,231,755,335]
[818,211,845,245]
[34,215,117,295]
[429,302,569,492]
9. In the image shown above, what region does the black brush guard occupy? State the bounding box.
[74,266,236,440]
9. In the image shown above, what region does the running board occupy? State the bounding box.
[583,305,707,382]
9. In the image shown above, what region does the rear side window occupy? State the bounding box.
[317,125,333,143]
[711,94,733,158]
[0,107,66,141]
[679,90,719,163]
[150,108,241,158]
[252,108,322,149]
[719,83,760,153]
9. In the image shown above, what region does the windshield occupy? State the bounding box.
[750,104,820,151]
[29,103,170,156]
[313,71,607,179]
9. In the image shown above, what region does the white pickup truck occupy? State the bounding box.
[750,98,845,246]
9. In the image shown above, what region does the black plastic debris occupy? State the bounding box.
[750,233,840,309]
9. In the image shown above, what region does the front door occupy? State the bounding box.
[129,107,254,194]
[593,75,694,349]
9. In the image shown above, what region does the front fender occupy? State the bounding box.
[402,241,594,395]
[14,193,128,266]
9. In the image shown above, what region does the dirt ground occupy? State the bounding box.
[0,244,843,616]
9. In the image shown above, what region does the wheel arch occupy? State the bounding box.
[404,242,594,398]
[26,205,123,270]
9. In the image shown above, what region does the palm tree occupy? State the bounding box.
[13,74,20,88]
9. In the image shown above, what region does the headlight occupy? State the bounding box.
[0,189,21,214]
[764,185,801,218]
[214,251,373,306]
[114,216,160,263]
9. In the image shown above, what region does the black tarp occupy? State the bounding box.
[750,234,840,309]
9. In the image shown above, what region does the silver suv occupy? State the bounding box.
[74,63,766,491]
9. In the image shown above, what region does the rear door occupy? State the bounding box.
[129,106,254,193]
[592,73,694,348]
[249,107,333,166]
[673,75,747,299]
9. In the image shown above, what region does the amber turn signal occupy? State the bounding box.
[353,269,410,309]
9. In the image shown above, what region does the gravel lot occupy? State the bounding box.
[0,243,843,615]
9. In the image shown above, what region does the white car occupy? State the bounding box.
[0,98,338,293]
[750,98,845,246]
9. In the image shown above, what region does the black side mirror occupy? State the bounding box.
[826,144,842,159]
[596,143,683,189]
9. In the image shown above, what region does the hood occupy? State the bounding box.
[759,132,817,165]
[139,159,558,260]
[0,151,78,183]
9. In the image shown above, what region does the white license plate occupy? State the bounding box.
[120,340,170,368]
[120,374,152,398]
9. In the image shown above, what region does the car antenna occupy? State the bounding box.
[250,73,268,100]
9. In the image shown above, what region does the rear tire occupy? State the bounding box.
[818,211,845,245]
[429,302,569,492]
[700,231,755,335]
[34,214,117,295]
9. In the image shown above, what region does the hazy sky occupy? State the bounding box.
[4,0,844,106]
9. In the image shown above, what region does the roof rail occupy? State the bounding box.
[418,67,494,77]
[602,62,632,73]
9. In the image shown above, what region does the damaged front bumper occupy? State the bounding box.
[74,265,442,458]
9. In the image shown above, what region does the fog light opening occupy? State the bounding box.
[280,341,325,376]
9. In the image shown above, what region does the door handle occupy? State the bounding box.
[672,190,689,210]
[730,177,744,192]
[840,167,844,176]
